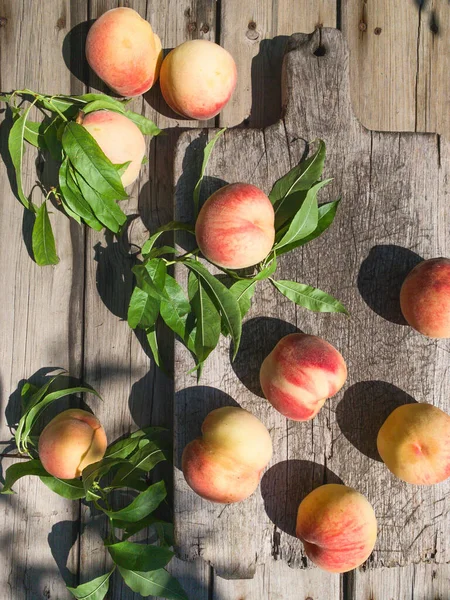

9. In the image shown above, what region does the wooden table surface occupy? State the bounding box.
[0,2,449,599]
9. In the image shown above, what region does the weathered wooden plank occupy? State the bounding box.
[342,0,418,132]
[350,563,450,600]
[0,0,86,598]
[416,0,450,136]
[79,1,216,597]
[342,0,450,137]
[0,458,80,600]
[219,0,336,127]
[213,561,342,599]
[174,28,449,583]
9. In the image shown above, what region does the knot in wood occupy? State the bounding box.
[187,21,197,33]
[374,27,382,35]
[359,21,368,32]
[0,16,7,27]
[201,23,210,34]
[246,22,259,41]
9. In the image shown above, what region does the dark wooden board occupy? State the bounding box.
[173,29,450,579]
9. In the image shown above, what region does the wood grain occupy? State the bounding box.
[350,563,450,600]
[0,0,84,598]
[342,0,450,136]
[174,28,449,581]
[79,0,216,597]
[219,0,336,127]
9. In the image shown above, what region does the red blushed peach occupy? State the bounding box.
[400,257,450,338]
[182,406,273,503]
[377,403,450,485]
[160,40,237,120]
[81,110,146,187]
[38,409,107,479]
[260,333,347,421]
[195,183,275,269]
[296,484,377,573]
[86,7,162,97]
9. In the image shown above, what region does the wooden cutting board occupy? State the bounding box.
[172,28,450,580]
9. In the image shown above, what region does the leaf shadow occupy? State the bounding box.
[357,245,423,325]
[260,460,344,538]
[231,317,302,398]
[336,381,417,461]
[48,519,80,587]
[93,232,135,321]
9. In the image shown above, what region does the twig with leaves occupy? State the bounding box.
[0,91,160,266]
[127,132,347,375]
[1,373,186,600]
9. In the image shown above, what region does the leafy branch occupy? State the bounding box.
[1,90,161,266]
[127,133,347,376]
[1,374,186,600]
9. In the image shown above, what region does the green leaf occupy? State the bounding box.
[141,222,195,258]
[69,93,129,105]
[114,161,131,177]
[103,480,166,522]
[191,277,221,362]
[40,475,86,499]
[82,98,127,114]
[269,139,326,207]
[118,567,188,600]
[21,120,47,148]
[107,540,173,571]
[275,180,332,250]
[230,279,256,319]
[127,287,160,329]
[67,570,114,600]
[146,245,176,259]
[74,170,127,233]
[59,159,103,231]
[125,111,161,136]
[111,441,168,489]
[36,96,80,118]
[159,275,191,340]
[276,199,341,256]
[17,385,101,453]
[1,459,47,494]
[82,458,128,494]
[146,326,164,370]
[62,122,128,200]
[59,193,82,224]
[105,436,141,460]
[144,258,167,290]
[184,260,242,359]
[8,101,36,209]
[114,515,174,545]
[15,374,62,449]
[43,120,63,161]
[193,128,226,216]
[271,279,348,314]
[32,201,59,266]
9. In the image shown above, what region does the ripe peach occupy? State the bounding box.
[160,40,237,120]
[377,403,450,485]
[81,110,146,187]
[38,409,107,479]
[260,333,347,421]
[296,484,377,573]
[86,7,162,97]
[195,183,275,269]
[182,406,273,503]
[400,257,450,338]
